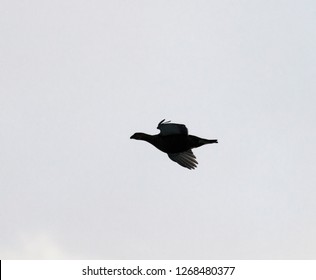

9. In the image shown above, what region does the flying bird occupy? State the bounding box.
[130,119,218,169]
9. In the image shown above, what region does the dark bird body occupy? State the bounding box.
[130,120,218,169]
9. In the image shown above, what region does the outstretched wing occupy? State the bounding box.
[168,150,198,169]
[157,119,188,136]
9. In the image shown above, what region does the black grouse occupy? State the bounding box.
[130,119,218,169]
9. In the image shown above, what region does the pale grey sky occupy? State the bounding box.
[1,0,315,259]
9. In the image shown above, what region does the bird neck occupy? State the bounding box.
[139,133,159,147]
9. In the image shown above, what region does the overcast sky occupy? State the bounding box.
[1,0,316,259]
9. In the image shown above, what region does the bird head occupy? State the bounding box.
[130,132,145,140]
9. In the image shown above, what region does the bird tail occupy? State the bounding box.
[203,139,218,144]
[206,139,218,144]
[189,136,218,148]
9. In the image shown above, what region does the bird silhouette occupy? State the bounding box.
[130,119,218,169]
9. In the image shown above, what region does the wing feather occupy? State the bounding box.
[168,150,198,169]
[157,119,188,136]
